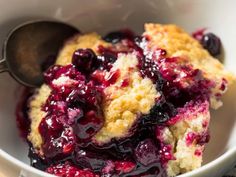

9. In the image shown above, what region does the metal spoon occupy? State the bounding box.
[0,20,79,87]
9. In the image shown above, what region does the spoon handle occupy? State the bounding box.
[0,59,7,73]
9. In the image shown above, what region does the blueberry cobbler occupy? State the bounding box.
[16,24,235,177]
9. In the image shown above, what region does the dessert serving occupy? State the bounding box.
[16,23,235,177]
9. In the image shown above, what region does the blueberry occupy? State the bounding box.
[201,33,221,56]
[134,139,159,166]
[72,49,97,73]
[103,30,135,44]
[103,31,125,43]
[143,102,176,124]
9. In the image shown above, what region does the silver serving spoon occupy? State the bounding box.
[0,20,79,87]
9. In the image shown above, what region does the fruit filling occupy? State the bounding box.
[16,23,235,177]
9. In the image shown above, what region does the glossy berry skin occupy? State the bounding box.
[103,29,135,44]
[134,139,160,166]
[72,49,97,73]
[201,33,221,56]
[143,102,177,124]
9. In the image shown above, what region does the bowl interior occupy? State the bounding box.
[0,0,236,172]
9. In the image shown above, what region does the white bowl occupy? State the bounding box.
[0,0,236,176]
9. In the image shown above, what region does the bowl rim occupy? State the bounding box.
[1,146,236,177]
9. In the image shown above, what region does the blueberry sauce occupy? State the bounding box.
[121,78,130,87]
[40,64,104,157]
[46,161,99,177]
[157,57,215,107]
[15,29,219,177]
[104,70,121,86]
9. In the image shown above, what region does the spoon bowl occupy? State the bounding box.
[0,20,79,87]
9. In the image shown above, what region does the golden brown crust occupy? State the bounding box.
[28,84,51,150]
